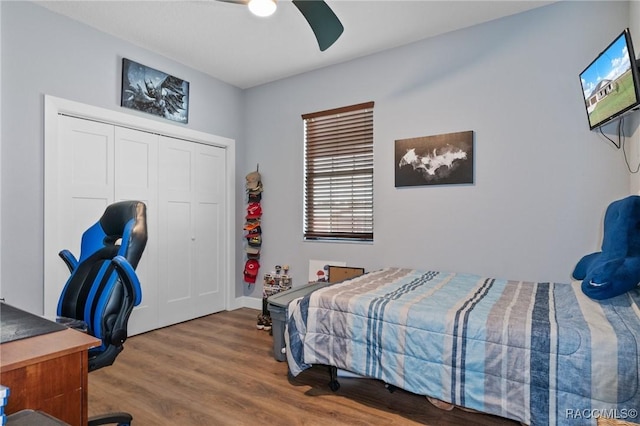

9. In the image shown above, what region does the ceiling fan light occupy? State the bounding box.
[248,0,277,17]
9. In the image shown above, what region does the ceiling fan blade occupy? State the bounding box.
[292,1,344,51]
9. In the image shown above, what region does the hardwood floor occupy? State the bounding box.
[88,308,520,425]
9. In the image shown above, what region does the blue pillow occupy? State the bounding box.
[572,195,640,300]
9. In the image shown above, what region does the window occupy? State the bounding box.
[303,101,374,242]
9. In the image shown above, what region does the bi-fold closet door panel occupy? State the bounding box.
[191,142,225,319]
[114,126,159,335]
[58,117,114,255]
[49,116,115,320]
[47,115,225,334]
[157,136,226,327]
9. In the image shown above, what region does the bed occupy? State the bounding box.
[285,267,640,425]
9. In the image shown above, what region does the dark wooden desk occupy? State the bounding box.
[1,323,99,425]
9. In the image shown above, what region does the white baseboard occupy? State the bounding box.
[232,296,262,310]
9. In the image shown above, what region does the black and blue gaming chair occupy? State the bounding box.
[57,200,147,426]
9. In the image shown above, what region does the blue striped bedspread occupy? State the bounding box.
[285,267,640,425]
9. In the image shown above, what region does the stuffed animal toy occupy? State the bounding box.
[573,195,640,300]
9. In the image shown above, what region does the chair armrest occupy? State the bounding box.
[58,249,78,273]
[111,255,142,307]
[102,255,142,348]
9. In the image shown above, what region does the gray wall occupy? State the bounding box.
[0,1,244,313]
[240,0,633,298]
[628,1,640,195]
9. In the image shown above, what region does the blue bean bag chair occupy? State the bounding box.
[573,195,640,300]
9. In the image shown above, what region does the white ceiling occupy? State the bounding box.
[36,0,555,89]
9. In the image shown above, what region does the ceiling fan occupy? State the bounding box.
[217,0,344,51]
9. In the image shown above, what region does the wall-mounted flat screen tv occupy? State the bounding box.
[580,28,640,130]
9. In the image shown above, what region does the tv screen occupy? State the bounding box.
[580,28,640,130]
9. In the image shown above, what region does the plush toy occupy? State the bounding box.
[573,195,640,300]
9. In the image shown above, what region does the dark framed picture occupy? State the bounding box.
[121,58,189,124]
[395,130,474,187]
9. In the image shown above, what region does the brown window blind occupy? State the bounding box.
[303,101,374,241]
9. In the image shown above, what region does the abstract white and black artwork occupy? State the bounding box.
[395,130,474,187]
[121,58,189,124]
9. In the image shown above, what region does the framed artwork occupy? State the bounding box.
[121,58,189,124]
[395,130,474,187]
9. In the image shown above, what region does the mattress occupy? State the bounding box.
[285,267,640,425]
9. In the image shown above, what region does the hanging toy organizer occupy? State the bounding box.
[243,165,262,287]
[243,166,270,330]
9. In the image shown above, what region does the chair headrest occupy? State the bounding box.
[99,201,148,269]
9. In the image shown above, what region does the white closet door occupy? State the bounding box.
[193,142,226,318]
[114,127,159,335]
[158,136,193,325]
[45,116,115,318]
[45,110,229,329]
[158,136,226,325]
